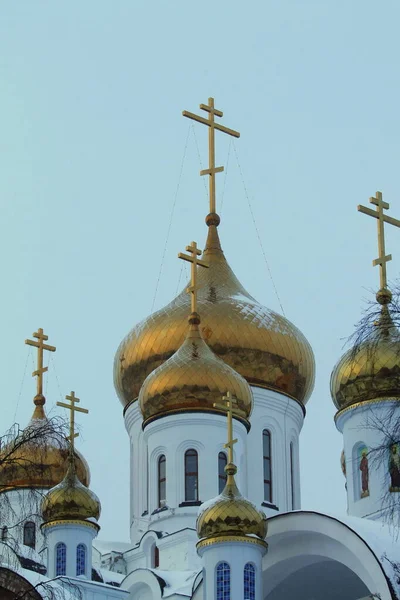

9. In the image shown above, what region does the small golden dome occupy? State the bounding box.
[138,313,253,428]
[115,219,315,409]
[331,299,400,412]
[0,397,90,491]
[196,463,267,547]
[41,459,101,524]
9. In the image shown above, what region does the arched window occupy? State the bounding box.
[56,542,67,576]
[185,449,198,502]
[244,563,255,600]
[154,545,159,568]
[23,521,36,549]
[218,452,227,494]
[290,442,295,509]
[158,455,166,508]
[216,561,230,600]
[76,544,86,576]
[263,430,272,503]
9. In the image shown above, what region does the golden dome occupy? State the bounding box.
[41,459,101,525]
[115,216,315,409]
[0,397,90,491]
[331,297,400,412]
[138,312,253,427]
[196,462,267,548]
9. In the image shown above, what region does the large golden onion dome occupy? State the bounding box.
[331,290,400,412]
[196,462,267,549]
[41,458,101,525]
[0,396,90,491]
[139,311,253,428]
[115,215,315,410]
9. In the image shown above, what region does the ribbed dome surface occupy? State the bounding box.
[331,303,400,411]
[197,463,267,544]
[115,220,315,409]
[42,461,100,523]
[138,314,253,427]
[0,401,90,491]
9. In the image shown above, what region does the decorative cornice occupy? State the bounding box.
[335,396,400,425]
[41,519,99,532]
[142,407,250,432]
[196,535,267,550]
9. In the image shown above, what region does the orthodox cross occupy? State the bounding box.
[57,391,88,453]
[214,391,243,464]
[358,191,400,290]
[178,241,209,314]
[183,97,240,215]
[25,328,56,399]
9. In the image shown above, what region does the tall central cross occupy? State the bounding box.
[25,328,56,399]
[214,391,244,464]
[358,191,400,290]
[178,241,209,314]
[183,97,240,215]
[57,391,88,454]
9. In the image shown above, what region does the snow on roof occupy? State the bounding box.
[99,567,125,585]
[93,539,133,555]
[286,511,400,599]
[338,514,400,598]
[149,569,199,598]
[0,562,78,599]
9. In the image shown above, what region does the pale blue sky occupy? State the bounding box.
[1,1,400,542]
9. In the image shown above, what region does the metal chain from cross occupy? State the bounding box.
[358,191,400,291]
[57,391,88,454]
[183,97,240,215]
[214,391,244,464]
[25,328,56,401]
[178,241,209,315]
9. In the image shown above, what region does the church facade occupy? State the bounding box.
[0,98,399,600]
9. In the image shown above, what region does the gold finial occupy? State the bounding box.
[178,241,209,315]
[214,391,245,464]
[358,191,400,302]
[183,97,240,216]
[57,391,88,455]
[25,328,56,404]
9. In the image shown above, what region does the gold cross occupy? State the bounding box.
[358,191,400,290]
[178,241,209,314]
[57,391,88,452]
[214,391,244,464]
[183,97,240,215]
[25,328,56,399]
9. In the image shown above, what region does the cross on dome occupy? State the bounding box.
[178,241,209,315]
[25,328,56,403]
[214,391,245,464]
[183,97,240,215]
[57,391,88,454]
[358,191,400,296]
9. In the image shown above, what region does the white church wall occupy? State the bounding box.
[124,528,201,575]
[336,400,396,520]
[198,541,265,600]
[125,408,247,540]
[42,521,97,579]
[1,488,46,553]
[248,387,304,515]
